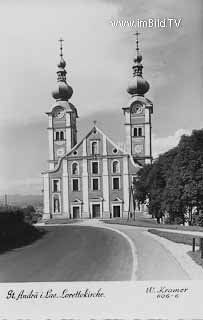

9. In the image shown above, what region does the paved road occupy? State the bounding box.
[0,225,133,282]
[103,223,189,280]
[0,222,190,282]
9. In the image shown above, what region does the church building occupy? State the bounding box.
[42,34,153,220]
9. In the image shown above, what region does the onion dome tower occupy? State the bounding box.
[52,39,73,101]
[127,32,150,96]
[46,39,78,170]
[123,32,153,165]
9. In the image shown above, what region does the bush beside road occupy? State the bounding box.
[0,207,45,253]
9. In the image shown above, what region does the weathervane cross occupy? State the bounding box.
[133,31,140,52]
[59,37,64,57]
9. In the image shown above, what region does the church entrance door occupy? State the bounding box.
[92,204,101,218]
[73,206,80,219]
[113,205,121,218]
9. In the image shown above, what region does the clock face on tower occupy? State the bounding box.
[134,144,143,154]
[54,107,65,119]
[131,103,143,114]
[56,148,65,157]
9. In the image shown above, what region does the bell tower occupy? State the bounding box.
[46,39,78,170]
[123,32,153,165]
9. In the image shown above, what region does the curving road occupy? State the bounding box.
[0,221,191,282]
[0,225,133,282]
[103,223,189,280]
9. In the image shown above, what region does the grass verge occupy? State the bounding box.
[148,228,201,246]
[45,218,82,225]
[104,218,203,232]
[148,228,203,269]
[188,250,203,267]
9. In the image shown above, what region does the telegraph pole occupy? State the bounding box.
[5,194,8,207]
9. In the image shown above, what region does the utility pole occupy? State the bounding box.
[5,194,8,207]
[128,184,136,220]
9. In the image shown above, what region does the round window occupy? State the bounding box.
[112,148,118,154]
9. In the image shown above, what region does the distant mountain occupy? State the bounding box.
[0,194,43,209]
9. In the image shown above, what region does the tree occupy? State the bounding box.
[134,129,203,225]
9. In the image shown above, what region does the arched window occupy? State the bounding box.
[138,128,142,136]
[112,160,120,174]
[60,131,64,140]
[56,131,60,141]
[91,141,98,155]
[72,162,79,175]
[133,128,138,137]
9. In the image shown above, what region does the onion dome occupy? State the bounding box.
[52,38,73,101]
[127,32,150,96]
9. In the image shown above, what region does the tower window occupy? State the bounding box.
[72,178,80,191]
[91,178,100,191]
[91,141,98,155]
[112,177,120,190]
[112,160,120,174]
[53,179,60,192]
[72,162,79,175]
[92,161,99,174]
[55,130,65,141]
[60,131,64,140]
[133,127,143,137]
[56,131,60,141]
[133,128,138,137]
[138,128,142,136]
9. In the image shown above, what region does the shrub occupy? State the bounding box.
[0,206,45,252]
[198,214,203,227]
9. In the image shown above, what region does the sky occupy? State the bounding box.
[0,0,202,195]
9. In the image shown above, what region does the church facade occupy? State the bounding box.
[42,36,153,220]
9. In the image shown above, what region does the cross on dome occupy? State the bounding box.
[52,38,73,101]
[59,38,64,58]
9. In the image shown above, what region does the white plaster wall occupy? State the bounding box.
[82,139,89,217]
[65,113,71,152]
[144,108,151,159]
[123,156,129,212]
[62,159,69,217]
[43,173,50,215]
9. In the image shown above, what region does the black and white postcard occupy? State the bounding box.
[0,0,202,319]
